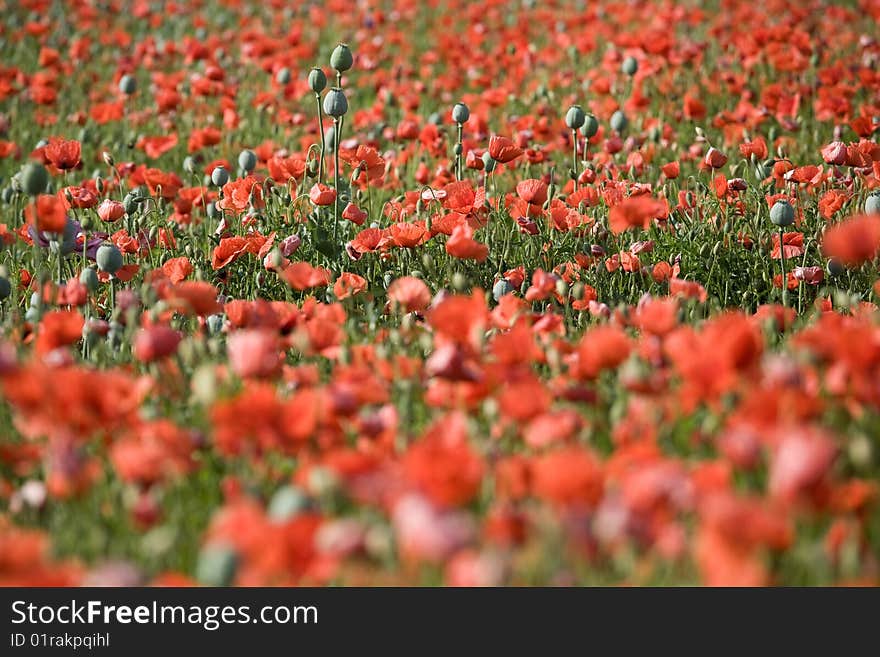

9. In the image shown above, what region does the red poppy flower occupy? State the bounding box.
[387,277,431,312]
[515,179,548,206]
[821,214,880,267]
[133,326,182,363]
[309,183,337,206]
[488,135,523,164]
[25,194,66,233]
[44,137,81,170]
[608,196,668,234]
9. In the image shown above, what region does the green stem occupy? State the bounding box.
[456,123,463,181]
[779,227,787,308]
[334,118,341,246]
[315,93,326,183]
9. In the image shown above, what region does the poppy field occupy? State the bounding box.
[1,0,880,587]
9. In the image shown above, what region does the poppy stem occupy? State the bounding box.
[572,129,579,192]
[779,227,787,307]
[456,123,463,181]
[315,93,325,184]
[333,118,341,247]
[109,276,116,318]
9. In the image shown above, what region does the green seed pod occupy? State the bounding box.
[196,544,238,587]
[211,166,229,187]
[330,44,353,72]
[79,267,99,292]
[621,56,638,76]
[565,104,586,130]
[268,486,308,521]
[182,156,196,175]
[276,67,291,85]
[308,67,326,93]
[322,87,348,118]
[452,102,470,124]
[237,149,257,172]
[571,282,585,300]
[206,314,224,335]
[769,200,795,227]
[555,279,569,298]
[453,143,463,156]
[96,244,123,274]
[206,202,219,220]
[610,110,628,134]
[865,193,880,215]
[580,114,599,139]
[827,258,845,277]
[452,272,468,291]
[118,74,137,95]
[0,275,10,301]
[80,213,96,231]
[20,162,49,196]
[648,125,662,142]
[482,152,497,173]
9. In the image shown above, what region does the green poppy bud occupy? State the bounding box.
[0,275,10,301]
[211,166,229,187]
[238,149,257,173]
[452,102,470,124]
[118,74,137,95]
[555,279,569,298]
[482,152,497,173]
[610,110,628,134]
[621,56,638,76]
[769,200,795,227]
[207,202,219,220]
[330,43,353,72]
[308,67,327,93]
[80,213,96,231]
[268,486,308,521]
[96,244,123,274]
[196,544,238,587]
[827,258,845,277]
[276,67,291,85]
[1,187,13,203]
[20,162,49,196]
[492,279,515,301]
[452,272,468,291]
[79,267,98,292]
[565,104,586,130]
[865,193,880,215]
[580,114,599,139]
[322,87,348,118]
